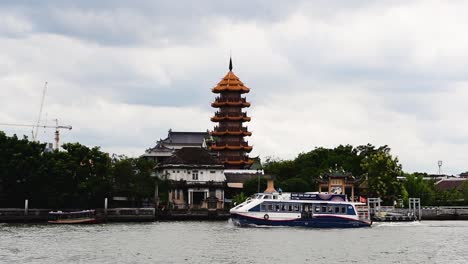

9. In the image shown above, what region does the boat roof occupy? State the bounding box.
[49,210,95,215]
[255,192,348,202]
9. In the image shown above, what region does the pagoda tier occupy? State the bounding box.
[210,141,253,152]
[210,112,251,122]
[211,97,251,107]
[209,59,253,169]
[223,156,254,166]
[211,126,252,137]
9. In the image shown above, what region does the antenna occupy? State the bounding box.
[33,82,47,141]
[438,160,443,175]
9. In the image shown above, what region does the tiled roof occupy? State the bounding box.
[212,71,250,93]
[435,178,467,191]
[145,130,209,154]
[162,130,209,145]
[162,147,221,165]
[224,173,259,183]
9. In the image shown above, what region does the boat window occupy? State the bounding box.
[273,195,278,199]
[341,206,346,214]
[288,205,293,212]
[264,195,272,199]
[321,206,327,213]
[281,205,286,211]
[294,205,300,212]
[261,204,266,211]
[275,204,280,211]
[315,206,320,213]
[267,204,273,211]
[335,207,340,214]
[328,206,333,213]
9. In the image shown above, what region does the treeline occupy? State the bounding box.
[2,131,467,208]
[0,132,155,208]
[243,144,468,206]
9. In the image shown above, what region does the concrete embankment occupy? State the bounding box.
[421,207,468,220]
[0,208,156,223]
[0,208,230,223]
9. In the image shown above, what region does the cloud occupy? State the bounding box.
[0,0,467,174]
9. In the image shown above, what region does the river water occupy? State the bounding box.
[0,220,467,264]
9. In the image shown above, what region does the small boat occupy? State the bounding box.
[48,210,101,224]
[230,192,372,228]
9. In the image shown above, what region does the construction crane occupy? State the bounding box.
[0,119,72,150]
[33,82,48,141]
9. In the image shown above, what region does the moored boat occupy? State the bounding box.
[48,210,101,224]
[230,192,372,228]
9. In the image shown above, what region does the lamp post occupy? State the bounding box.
[438,160,443,176]
[257,169,260,193]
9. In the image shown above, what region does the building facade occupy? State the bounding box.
[155,147,225,209]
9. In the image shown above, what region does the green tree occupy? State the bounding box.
[403,173,435,206]
[278,178,312,192]
[243,177,267,195]
[232,192,248,205]
[361,148,403,205]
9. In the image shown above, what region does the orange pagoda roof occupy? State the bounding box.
[212,71,250,94]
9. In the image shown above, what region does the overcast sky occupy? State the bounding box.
[1,0,467,175]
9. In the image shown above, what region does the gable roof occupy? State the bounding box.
[162,147,221,165]
[435,178,467,191]
[161,130,209,145]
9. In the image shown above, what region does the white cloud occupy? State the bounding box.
[0,0,467,175]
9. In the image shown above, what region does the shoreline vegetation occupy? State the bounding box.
[1,131,467,210]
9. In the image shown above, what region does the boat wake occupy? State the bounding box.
[373,221,423,228]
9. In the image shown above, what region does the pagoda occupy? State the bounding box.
[210,59,253,169]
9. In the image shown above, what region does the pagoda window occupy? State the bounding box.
[192,171,198,180]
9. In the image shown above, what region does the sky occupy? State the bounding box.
[1,0,467,175]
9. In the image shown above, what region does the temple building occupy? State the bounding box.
[318,169,358,202]
[155,147,225,209]
[142,129,211,164]
[209,59,253,169]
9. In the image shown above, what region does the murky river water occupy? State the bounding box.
[0,221,467,264]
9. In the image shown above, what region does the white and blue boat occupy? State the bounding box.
[230,192,372,228]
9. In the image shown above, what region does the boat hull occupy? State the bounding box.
[48,218,101,224]
[231,213,371,228]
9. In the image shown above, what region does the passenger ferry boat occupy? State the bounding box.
[230,192,372,228]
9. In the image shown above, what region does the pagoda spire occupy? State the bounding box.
[229,57,233,71]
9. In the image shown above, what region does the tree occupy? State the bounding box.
[243,177,267,196]
[402,173,435,206]
[278,178,312,192]
[361,148,403,205]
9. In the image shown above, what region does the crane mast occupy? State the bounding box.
[33,82,48,141]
